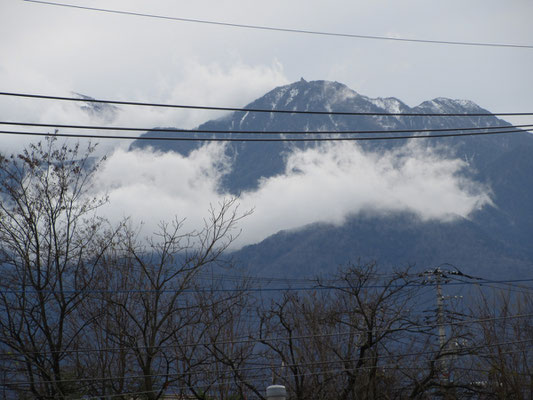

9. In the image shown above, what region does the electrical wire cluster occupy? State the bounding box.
[1,91,533,142]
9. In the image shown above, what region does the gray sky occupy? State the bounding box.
[0,0,531,246]
[1,0,532,123]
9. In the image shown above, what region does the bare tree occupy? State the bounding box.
[0,138,112,398]
[253,263,424,400]
[94,199,250,399]
[256,290,337,400]
[317,263,424,400]
[0,139,253,399]
[171,274,262,400]
[467,287,533,399]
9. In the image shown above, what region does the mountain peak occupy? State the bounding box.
[254,80,361,112]
[415,97,486,113]
[259,80,493,117]
[132,78,528,197]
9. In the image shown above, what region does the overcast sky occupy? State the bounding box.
[1,0,532,125]
[0,0,531,246]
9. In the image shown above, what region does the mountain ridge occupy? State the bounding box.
[129,80,533,279]
[130,79,520,193]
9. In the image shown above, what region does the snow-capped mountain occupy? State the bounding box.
[130,80,533,279]
[131,79,515,193]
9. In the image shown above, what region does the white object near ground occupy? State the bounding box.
[266,385,287,400]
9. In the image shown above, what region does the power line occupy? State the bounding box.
[8,350,529,400]
[208,271,533,288]
[0,127,530,142]
[1,277,532,294]
[53,354,533,400]
[452,277,533,295]
[461,278,533,285]
[22,0,533,50]
[197,270,414,286]
[466,282,533,296]
[21,354,533,400]
[2,313,531,358]
[1,121,531,135]
[1,91,532,117]
[453,366,532,377]
[5,339,532,387]
[481,283,533,294]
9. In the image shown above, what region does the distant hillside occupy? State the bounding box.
[233,212,532,279]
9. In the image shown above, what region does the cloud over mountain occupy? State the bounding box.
[93,141,490,248]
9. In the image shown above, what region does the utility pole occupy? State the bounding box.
[435,270,449,380]
[421,267,454,398]
[422,268,450,383]
[421,265,479,398]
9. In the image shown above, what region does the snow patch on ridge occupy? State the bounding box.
[330,85,359,104]
[454,99,480,110]
[369,97,404,114]
[270,86,290,109]
[416,97,483,113]
[285,88,299,106]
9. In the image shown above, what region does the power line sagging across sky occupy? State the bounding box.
[22,0,533,49]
